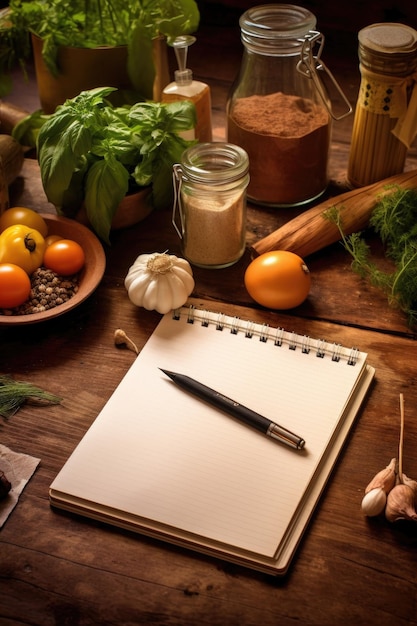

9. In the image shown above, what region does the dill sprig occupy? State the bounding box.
[0,375,62,419]
[324,186,417,327]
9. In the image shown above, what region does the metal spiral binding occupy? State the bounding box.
[289,332,298,351]
[301,335,310,354]
[230,316,240,335]
[316,339,326,359]
[173,306,360,365]
[245,320,254,338]
[259,324,269,343]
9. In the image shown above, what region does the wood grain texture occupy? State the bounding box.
[251,169,417,258]
[2,13,417,626]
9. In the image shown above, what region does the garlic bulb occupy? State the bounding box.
[385,483,417,523]
[364,458,396,495]
[361,487,387,517]
[125,252,194,315]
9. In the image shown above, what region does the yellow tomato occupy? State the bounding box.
[244,250,311,310]
[0,224,46,275]
[0,207,48,237]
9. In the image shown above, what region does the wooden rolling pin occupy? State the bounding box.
[251,169,417,259]
[0,131,25,214]
[0,134,24,186]
[0,101,30,135]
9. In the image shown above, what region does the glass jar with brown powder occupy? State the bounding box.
[227,4,351,207]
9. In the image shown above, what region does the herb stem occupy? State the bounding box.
[325,187,417,327]
[0,375,62,418]
[398,393,405,483]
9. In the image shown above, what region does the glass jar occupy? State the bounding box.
[347,23,417,188]
[227,4,351,207]
[172,143,249,269]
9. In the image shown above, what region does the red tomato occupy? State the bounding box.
[43,239,86,276]
[244,250,311,310]
[0,263,31,308]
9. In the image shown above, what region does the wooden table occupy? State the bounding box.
[2,17,417,626]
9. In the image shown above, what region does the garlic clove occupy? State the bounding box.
[401,473,417,502]
[361,487,387,517]
[114,329,139,355]
[385,483,417,523]
[364,458,396,495]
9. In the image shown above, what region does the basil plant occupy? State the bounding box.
[13,87,197,243]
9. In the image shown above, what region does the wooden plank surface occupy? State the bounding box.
[2,297,417,625]
[2,12,417,626]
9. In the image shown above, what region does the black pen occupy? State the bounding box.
[160,369,305,450]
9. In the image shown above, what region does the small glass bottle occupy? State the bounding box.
[172,143,249,269]
[347,23,417,188]
[227,4,351,207]
[162,35,212,143]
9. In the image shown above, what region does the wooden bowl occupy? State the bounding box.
[0,214,106,325]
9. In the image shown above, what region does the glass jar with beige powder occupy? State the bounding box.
[172,143,249,269]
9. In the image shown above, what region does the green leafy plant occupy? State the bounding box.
[0,374,61,418]
[325,185,417,326]
[13,86,197,243]
[0,0,200,99]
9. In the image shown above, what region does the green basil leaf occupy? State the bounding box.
[38,139,77,207]
[84,156,129,243]
[12,110,48,147]
[164,101,197,131]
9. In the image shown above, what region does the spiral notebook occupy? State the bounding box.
[49,305,374,575]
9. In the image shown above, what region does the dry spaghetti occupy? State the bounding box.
[347,23,417,188]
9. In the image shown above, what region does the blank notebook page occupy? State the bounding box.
[50,308,368,559]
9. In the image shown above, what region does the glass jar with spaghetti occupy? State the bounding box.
[347,23,417,188]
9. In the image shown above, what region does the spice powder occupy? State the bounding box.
[228,91,330,205]
[181,190,245,267]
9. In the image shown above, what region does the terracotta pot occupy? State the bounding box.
[31,34,170,113]
[74,187,153,232]
[110,187,153,229]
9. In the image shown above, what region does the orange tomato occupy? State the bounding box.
[0,263,31,308]
[244,250,311,310]
[44,234,63,247]
[0,207,48,237]
[43,239,85,276]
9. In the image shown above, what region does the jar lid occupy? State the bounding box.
[359,23,417,54]
[358,23,417,75]
[180,143,249,184]
[239,4,317,55]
